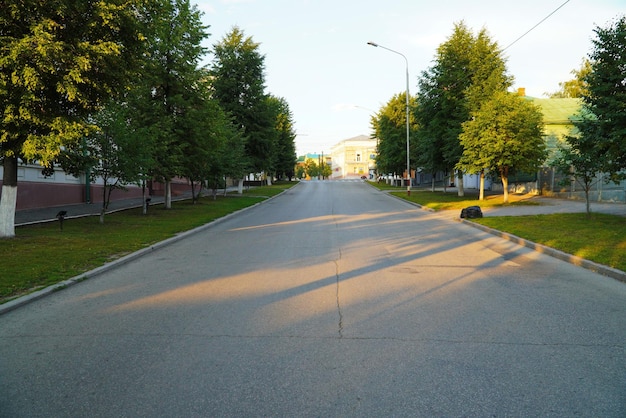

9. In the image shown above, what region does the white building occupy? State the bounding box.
[329,135,377,179]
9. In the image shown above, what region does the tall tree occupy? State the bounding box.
[580,15,626,179]
[0,0,147,237]
[372,93,417,178]
[131,0,208,208]
[210,27,274,179]
[458,91,546,203]
[267,96,297,181]
[416,22,511,195]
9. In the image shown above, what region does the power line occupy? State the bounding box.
[502,0,572,52]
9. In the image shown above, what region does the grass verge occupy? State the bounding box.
[472,214,626,272]
[1,182,294,303]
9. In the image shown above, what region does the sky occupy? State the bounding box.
[193,0,624,156]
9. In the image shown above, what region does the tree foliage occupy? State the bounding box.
[0,0,148,237]
[372,92,417,177]
[580,15,626,179]
[304,159,320,179]
[458,91,546,203]
[0,0,146,165]
[551,109,605,216]
[267,95,297,181]
[210,27,275,175]
[59,100,154,222]
[129,0,208,207]
[415,22,511,193]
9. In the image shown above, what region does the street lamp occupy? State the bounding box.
[367,41,411,195]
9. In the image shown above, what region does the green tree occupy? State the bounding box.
[267,96,297,181]
[458,91,546,203]
[59,100,154,222]
[547,59,591,98]
[416,22,511,195]
[304,159,319,179]
[129,0,208,208]
[551,109,604,216]
[210,27,274,179]
[320,161,333,180]
[372,93,417,178]
[295,165,304,180]
[0,0,148,237]
[179,86,219,203]
[580,16,626,179]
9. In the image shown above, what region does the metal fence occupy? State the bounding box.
[537,167,626,203]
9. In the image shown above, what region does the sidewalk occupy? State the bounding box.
[407,186,626,218]
[15,195,169,226]
[481,195,626,217]
[14,186,249,226]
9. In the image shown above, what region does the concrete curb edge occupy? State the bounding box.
[459,218,626,283]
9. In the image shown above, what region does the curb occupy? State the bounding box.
[373,184,626,284]
[1,189,292,316]
[458,218,626,283]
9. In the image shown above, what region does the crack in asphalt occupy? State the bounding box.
[335,253,343,339]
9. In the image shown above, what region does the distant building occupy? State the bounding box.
[329,135,377,179]
[525,96,582,164]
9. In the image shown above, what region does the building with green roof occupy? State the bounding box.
[526,97,581,164]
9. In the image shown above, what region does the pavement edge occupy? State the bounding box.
[459,218,626,283]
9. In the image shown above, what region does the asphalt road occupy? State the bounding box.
[1,180,625,417]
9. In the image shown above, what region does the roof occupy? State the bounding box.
[527,97,582,125]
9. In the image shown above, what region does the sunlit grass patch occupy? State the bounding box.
[472,213,626,272]
[390,190,538,211]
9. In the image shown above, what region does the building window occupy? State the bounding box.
[356,153,361,162]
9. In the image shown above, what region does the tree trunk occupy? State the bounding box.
[501,167,509,203]
[142,180,149,215]
[237,178,244,194]
[584,185,591,217]
[479,170,485,201]
[0,155,18,238]
[164,180,172,209]
[190,181,197,204]
[457,170,464,197]
[99,183,107,224]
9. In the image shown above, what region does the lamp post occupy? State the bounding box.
[367,41,411,195]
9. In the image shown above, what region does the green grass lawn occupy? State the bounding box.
[0,182,294,303]
[472,214,626,272]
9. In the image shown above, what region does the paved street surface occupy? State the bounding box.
[1,181,625,417]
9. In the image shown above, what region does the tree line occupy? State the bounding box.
[372,17,626,209]
[0,0,297,236]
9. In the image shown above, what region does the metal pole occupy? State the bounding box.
[367,41,410,196]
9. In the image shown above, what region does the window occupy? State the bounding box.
[356,153,361,162]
